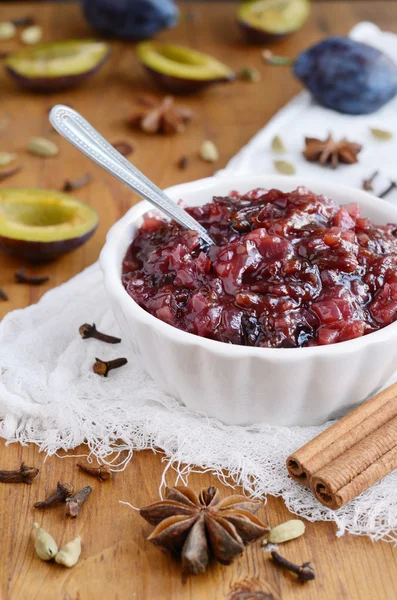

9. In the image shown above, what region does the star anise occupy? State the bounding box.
[128,95,194,135]
[303,134,362,169]
[139,485,269,576]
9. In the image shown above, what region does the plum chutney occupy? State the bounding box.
[122,187,397,348]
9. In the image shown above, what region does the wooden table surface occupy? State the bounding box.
[1,2,397,599]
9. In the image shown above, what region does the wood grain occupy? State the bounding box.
[0,2,397,599]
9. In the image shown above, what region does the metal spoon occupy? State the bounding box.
[49,104,213,246]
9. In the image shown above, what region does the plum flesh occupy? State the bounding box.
[122,188,397,348]
[294,37,397,115]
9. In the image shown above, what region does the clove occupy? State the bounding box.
[362,170,379,192]
[379,180,397,199]
[0,288,8,301]
[66,485,92,518]
[79,323,121,344]
[271,551,315,583]
[62,172,92,192]
[11,16,35,27]
[34,482,74,509]
[0,462,39,484]
[93,357,128,377]
[0,164,23,181]
[177,155,189,170]
[112,141,134,157]
[15,268,49,285]
[77,462,111,482]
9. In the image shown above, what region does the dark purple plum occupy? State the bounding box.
[82,0,178,41]
[294,37,397,115]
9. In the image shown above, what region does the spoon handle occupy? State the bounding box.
[49,104,213,246]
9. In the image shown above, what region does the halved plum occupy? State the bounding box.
[137,41,235,94]
[238,0,310,44]
[4,40,111,91]
[0,189,99,261]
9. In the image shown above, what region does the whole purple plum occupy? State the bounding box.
[82,0,179,41]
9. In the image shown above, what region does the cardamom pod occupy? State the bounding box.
[21,25,42,45]
[239,66,261,82]
[28,137,59,158]
[55,535,82,567]
[271,135,287,154]
[0,152,16,167]
[0,22,16,40]
[199,140,219,163]
[274,160,296,175]
[370,127,393,141]
[33,523,58,561]
[267,519,305,544]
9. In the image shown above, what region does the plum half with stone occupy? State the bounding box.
[0,189,99,261]
[137,41,235,94]
[238,0,310,44]
[4,40,110,92]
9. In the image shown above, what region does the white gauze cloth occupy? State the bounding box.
[1,23,397,542]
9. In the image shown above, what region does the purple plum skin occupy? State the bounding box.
[5,51,111,92]
[238,20,288,44]
[294,36,397,115]
[144,66,236,95]
[0,226,98,262]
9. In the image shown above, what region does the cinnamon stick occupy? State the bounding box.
[286,383,397,510]
[286,382,397,485]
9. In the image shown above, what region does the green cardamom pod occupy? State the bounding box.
[33,523,58,561]
[199,140,219,163]
[28,137,59,158]
[0,153,17,167]
[271,135,287,154]
[55,535,82,567]
[21,25,42,45]
[274,160,296,175]
[267,519,305,544]
[0,22,16,41]
[370,127,393,141]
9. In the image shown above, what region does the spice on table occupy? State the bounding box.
[0,288,8,301]
[303,134,362,169]
[271,551,315,583]
[34,482,74,509]
[28,137,59,158]
[66,485,92,518]
[33,523,58,561]
[79,323,121,344]
[112,141,135,157]
[0,462,39,484]
[128,95,194,134]
[370,127,393,141]
[62,173,92,192]
[15,268,50,285]
[55,535,82,567]
[0,164,23,182]
[140,485,268,576]
[199,140,219,163]
[266,520,305,544]
[238,66,261,82]
[76,462,111,482]
[271,135,287,154]
[0,22,16,40]
[11,16,35,27]
[274,160,296,175]
[20,25,42,45]
[93,357,128,377]
[177,155,189,170]
[0,153,17,168]
[286,382,397,509]
[379,180,397,199]
[362,170,379,192]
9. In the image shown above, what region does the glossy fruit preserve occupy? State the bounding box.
[122,187,397,348]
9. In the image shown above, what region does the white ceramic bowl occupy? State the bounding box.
[100,175,397,426]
